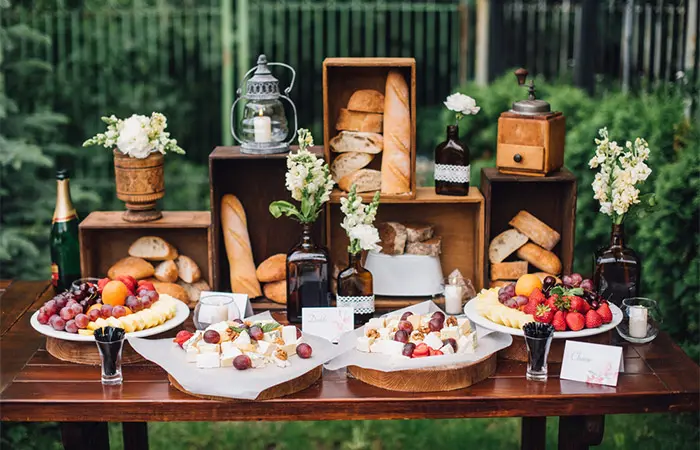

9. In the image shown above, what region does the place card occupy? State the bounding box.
[560,341,624,387]
[302,307,354,343]
[199,291,253,319]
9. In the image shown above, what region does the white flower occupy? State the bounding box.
[444,93,480,116]
[348,224,381,253]
[116,115,152,158]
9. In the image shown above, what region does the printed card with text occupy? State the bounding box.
[560,341,624,387]
[302,307,354,343]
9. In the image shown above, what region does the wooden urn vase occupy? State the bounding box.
[113,150,164,222]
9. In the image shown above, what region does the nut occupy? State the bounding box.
[275,349,288,361]
[446,316,458,327]
[366,329,380,339]
[418,325,431,335]
[411,330,425,341]
[274,337,285,346]
[226,328,240,341]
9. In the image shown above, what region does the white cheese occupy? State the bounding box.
[185,346,199,363]
[369,340,386,354]
[272,354,291,368]
[367,318,385,329]
[221,347,243,359]
[183,331,203,351]
[459,319,472,335]
[281,326,298,345]
[233,330,251,347]
[205,322,231,341]
[380,340,405,356]
[220,353,235,367]
[356,336,374,352]
[263,330,281,342]
[406,314,421,330]
[377,327,392,339]
[385,318,400,330]
[457,332,477,354]
[248,353,267,369]
[440,343,455,355]
[256,340,277,356]
[440,326,460,340]
[423,332,444,350]
[420,314,433,327]
[220,341,237,354]
[197,343,220,354]
[196,352,220,369]
[280,342,297,356]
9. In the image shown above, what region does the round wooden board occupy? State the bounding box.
[498,330,613,363]
[167,365,323,401]
[46,337,144,365]
[347,353,497,392]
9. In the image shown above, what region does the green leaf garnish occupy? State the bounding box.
[261,322,282,333]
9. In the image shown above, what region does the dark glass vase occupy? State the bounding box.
[337,252,374,327]
[286,222,331,323]
[594,224,641,307]
[434,125,470,196]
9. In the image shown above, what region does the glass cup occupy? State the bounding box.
[617,297,661,344]
[194,295,238,330]
[523,323,554,382]
[71,277,100,291]
[94,327,126,385]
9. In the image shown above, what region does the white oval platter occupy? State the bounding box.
[464,300,623,339]
[30,300,190,343]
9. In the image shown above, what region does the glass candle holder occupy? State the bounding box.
[194,295,237,330]
[616,297,661,344]
[523,322,554,382]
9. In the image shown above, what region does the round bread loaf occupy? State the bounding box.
[256,254,287,283]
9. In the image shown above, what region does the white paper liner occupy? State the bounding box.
[128,311,344,400]
[324,300,513,372]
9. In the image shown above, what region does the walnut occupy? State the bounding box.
[226,328,240,341]
[366,329,380,339]
[275,349,288,361]
[274,337,285,346]
[446,316,458,327]
[244,321,253,327]
[411,330,425,341]
[419,325,431,334]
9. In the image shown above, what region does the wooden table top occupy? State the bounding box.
[1,280,698,422]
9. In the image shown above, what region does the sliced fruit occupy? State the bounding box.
[78,329,94,336]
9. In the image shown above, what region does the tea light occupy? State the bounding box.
[444,283,464,315]
[253,109,272,143]
[197,298,230,328]
[628,305,648,338]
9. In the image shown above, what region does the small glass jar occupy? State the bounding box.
[616,297,661,344]
[194,295,237,330]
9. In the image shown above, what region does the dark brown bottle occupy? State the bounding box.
[594,224,641,307]
[337,252,374,327]
[434,125,470,196]
[286,222,331,324]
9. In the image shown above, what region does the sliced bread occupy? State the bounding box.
[490,261,528,280]
[488,229,528,263]
[177,279,211,308]
[405,236,442,257]
[128,236,178,261]
[338,168,381,193]
[331,152,374,183]
[377,222,407,255]
[509,210,561,251]
[175,255,201,283]
[154,260,178,283]
[329,131,383,154]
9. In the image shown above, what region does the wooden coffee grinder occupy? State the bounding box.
[496,68,565,177]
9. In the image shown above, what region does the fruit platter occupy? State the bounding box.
[30,276,189,343]
[465,273,623,338]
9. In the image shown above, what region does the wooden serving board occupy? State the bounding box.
[347,353,497,392]
[498,331,613,363]
[46,337,144,365]
[167,365,323,401]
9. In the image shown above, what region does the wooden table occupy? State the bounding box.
[1,281,698,450]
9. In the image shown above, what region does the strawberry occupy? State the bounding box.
[596,303,613,324]
[412,343,430,357]
[585,310,603,328]
[580,299,591,313]
[116,275,137,294]
[97,277,110,292]
[528,288,546,305]
[565,311,585,331]
[173,330,193,348]
[523,299,538,316]
[552,311,568,331]
[429,349,444,356]
[534,304,555,324]
[568,296,585,313]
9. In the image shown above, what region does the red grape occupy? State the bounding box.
[149,291,159,302]
[514,295,529,307]
[498,291,512,303]
[428,317,444,332]
[37,311,50,325]
[296,343,313,359]
[296,327,302,339]
[66,298,78,306]
[140,296,153,309]
[125,296,139,311]
[431,311,446,323]
[402,342,416,357]
[203,330,220,344]
[112,306,127,318]
[65,319,78,334]
[131,299,144,312]
[100,304,113,318]
[443,338,457,352]
[580,279,595,292]
[398,320,413,333]
[504,298,519,309]
[70,303,83,315]
[50,315,66,331]
[233,355,252,370]
[400,312,413,321]
[74,314,89,329]
[561,275,573,287]
[504,283,516,297]
[87,308,101,321]
[44,300,57,316]
[570,273,583,287]
[59,306,75,321]
[249,326,263,341]
[394,330,409,343]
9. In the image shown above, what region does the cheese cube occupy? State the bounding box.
[263,330,281,342]
[183,331,203,351]
[367,318,385,329]
[420,315,433,327]
[206,322,231,341]
[185,347,199,363]
[197,343,220,354]
[406,314,422,330]
[280,343,297,356]
[380,340,405,356]
[220,341,237,354]
[256,340,277,356]
[377,327,392,339]
[440,326,460,341]
[221,346,243,359]
[233,330,251,347]
[248,353,267,368]
[220,353,235,367]
[457,332,477,354]
[439,344,455,355]
[386,318,400,330]
[356,336,374,352]
[281,326,298,345]
[196,352,220,369]
[459,319,472,335]
[423,332,444,350]
[369,340,385,354]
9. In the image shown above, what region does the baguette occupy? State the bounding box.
[516,243,562,275]
[221,194,263,298]
[331,152,374,183]
[490,261,528,280]
[256,254,286,283]
[347,89,385,113]
[154,260,178,283]
[489,229,528,263]
[381,70,411,194]
[338,169,381,193]
[128,236,178,261]
[509,210,560,251]
[335,109,383,133]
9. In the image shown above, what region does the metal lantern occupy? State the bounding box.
[230,54,298,154]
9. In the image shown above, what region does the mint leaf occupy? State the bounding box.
[229,326,247,334]
[261,322,281,333]
[568,287,584,296]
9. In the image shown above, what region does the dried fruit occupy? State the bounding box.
[366,329,380,339]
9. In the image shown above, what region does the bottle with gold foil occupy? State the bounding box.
[50,169,81,291]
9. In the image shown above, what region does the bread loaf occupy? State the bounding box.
[405,236,442,257]
[490,261,528,280]
[509,210,561,251]
[347,89,385,113]
[405,223,434,243]
[377,222,407,255]
[331,152,374,183]
[490,280,512,289]
[128,236,178,261]
[221,194,263,298]
[175,255,201,283]
[177,279,211,308]
[335,109,383,133]
[154,260,178,283]
[329,131,383,154]
[263,280,287,304]
[516,243,562,275]
[108,257,155,280]
[381,70,411,194]
[150,280,189,304]
[338,169,381,193]
[256,254,286,283]
[489,229,528,263]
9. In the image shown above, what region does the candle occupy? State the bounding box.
[197,300,229,327]
[253,109,272,143]
[628,305,648,338]
[444,284,464,315]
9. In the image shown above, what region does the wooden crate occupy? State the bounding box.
[79,211,213,285]
[209,146,324,294]
[327,187,486,303]
[480,167,577,285]
[323,57,417,200]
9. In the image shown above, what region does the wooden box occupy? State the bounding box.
[496,111,566,177]
[323,57,417,200]
[78,211,213,285]
[209,146,324,298]
[327,187,485,309]
[480,168,576,285]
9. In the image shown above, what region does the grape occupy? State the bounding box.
[296,327,302,339]
[70,303,83,315]
[570,273,583,287]
[74,314,89,329]
[149,291,159,302]
[504,298,519,309]
[37,311,50,325]
[60,306,75,321]
[112,306,127,318]
[131,299,144,312]
[498,291,512,303]
[65,319,78,334]
[591,300,600,309]
[73,290,87,301]
[394,330,409,343]
[140,296,153,309]
[231,319,245,326]
[125,296,139,311]
[514,295,529,307]
[249,326,263,341]
[442,338,457,352]
[44,300,57,316]
[580,279,595,292]
[233,355,252,370]
[582,290,597,304]
[542,276,556,292]
[87,285,97,296]
[504,284,516,297]
[203,330,220,344]
[400,312,413,321]
[100,304,113,318]
[561,275,573,287]
[431,311,445,323]
[398,320,413,333]
[402,342,416,357]
[428,317,444,332]
[87,308,101,321]
[297,343,313,359]
[50,315,66,331]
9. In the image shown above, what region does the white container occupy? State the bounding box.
[364,252,443,296]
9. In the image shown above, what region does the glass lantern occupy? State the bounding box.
[230,54,297,154]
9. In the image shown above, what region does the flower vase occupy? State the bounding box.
[337,252,375,327]
[286,222,331,323]
[594,223,641,307]
[113,149,164,222]
[434,125,470,196]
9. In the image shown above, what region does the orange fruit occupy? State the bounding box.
[102,280,129,306]
[87,304,102,314]
[515,274,543,297]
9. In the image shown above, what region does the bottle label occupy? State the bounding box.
[336,295,375,315]
[434,164,470,184]
[51,263,59,287]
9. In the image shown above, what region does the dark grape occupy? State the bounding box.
[249,326,264,341]
[431,311,445,323]
[582,290,597,304]
[74,314,89,329]
[442,338,457,352]
[402,342,416,357]
[543,276,556,291]
[149,291,159,302]
[233,355,252,370]
[580,279,595,292]
[561,275,573,287]
[203,330,221,344]
[397,320,413,333]
[591,300,600,309]
[297,343,313,359]
[514,295,529,307]
[428,317,444,332]
[394,330,409,343]
[504,284,516,297]
[400,312,413,321]
[125,296,139,311]
[55,297,67,309]
[498,291,511,303]
[570,273,583,287]
[296,327,302,339]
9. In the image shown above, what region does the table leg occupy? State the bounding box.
[558,415,605,450]
[123,422,149,450]
[521,416,547,450]
[60,422,109,450]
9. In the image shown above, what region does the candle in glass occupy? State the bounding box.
[628,305,648,338]
[194,296,232,330]
[253,109,272,143]
[444,284,464,315]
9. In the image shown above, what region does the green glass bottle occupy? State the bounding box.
[50,169,81,291]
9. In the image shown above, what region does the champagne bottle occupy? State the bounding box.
[50,169,81,291]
